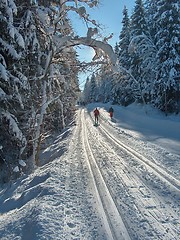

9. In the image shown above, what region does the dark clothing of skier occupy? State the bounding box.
[109,107,114,118]
[94,108,100,124]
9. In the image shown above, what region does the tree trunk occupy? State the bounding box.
[33,81,47,166]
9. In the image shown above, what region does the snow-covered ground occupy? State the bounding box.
[0,103,180,240]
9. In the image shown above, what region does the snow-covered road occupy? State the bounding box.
[82,106,179,239]
[0,104,179,239]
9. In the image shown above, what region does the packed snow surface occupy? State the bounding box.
[0,103,179,240]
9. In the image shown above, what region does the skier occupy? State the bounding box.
[94,107,100,125]
[109,106,114,119]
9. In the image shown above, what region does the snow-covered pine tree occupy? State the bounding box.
[153,0,180,114]
[88,73,97,102]
[144,0,158,41]
[129,0,153,104]
[96,67,113,103]
[118,6,131,69]
[0,0,28,181]
[83,76,91,103]
[130,0,149,38]
[114,43,119,57]
[113,6,134,106]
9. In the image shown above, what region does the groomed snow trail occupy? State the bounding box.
[82,107,179,239]
[0,106,179,240]
[81,109,131,240]
[100,119,179,191]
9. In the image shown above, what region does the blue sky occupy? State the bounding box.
[87,0,135,47]
[70,0,136,89]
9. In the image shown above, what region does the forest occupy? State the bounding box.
[83,0,180,114]
[0,0,179,182]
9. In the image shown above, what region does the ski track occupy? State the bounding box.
[99,117,180,191]
[81,109,131,240]
[84,108,180,239]
[61,110,109,240]
[0,107,179,240]
[98,109,180,179]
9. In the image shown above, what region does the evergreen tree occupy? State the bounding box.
[89,73,97,102]
[144,0,158,40]
[0,0,28,180]
[130,0,149,38]
[154,0,180,113]
[95,66,113,103]
[113,6,134,106]
[83,76,91,102]
[129,0,152,104]
[114,43,119,57]
[118,6,131,69]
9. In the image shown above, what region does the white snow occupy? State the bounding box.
[2,111,24,142]
[13,166,20,173]
[19,160,26,167]
[0,63,8,82]
[15,30,25,49]
[0,103,179,239]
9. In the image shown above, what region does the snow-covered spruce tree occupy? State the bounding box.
[153,0,180,114]
[82,59,114,104]
[96,67,113,103]
[112,6,134,106]
[118,6,131,69]
[83,73,98,103]
[88,73,97,102]
[83,76,91,103]
[114,42,119,56]
[144,0,158,41]
[129,0,155,105]
[0,0,56,168]
[0,0,28,181]
[11,0,44,162]
[130,0,149,39]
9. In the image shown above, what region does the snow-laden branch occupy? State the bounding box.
[128,34,157,61]
[1,111,27,156]
[54,35,118,71]
[60,0,98,8]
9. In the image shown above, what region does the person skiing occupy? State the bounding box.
[94,107,100,125]
[109,106,114,119]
